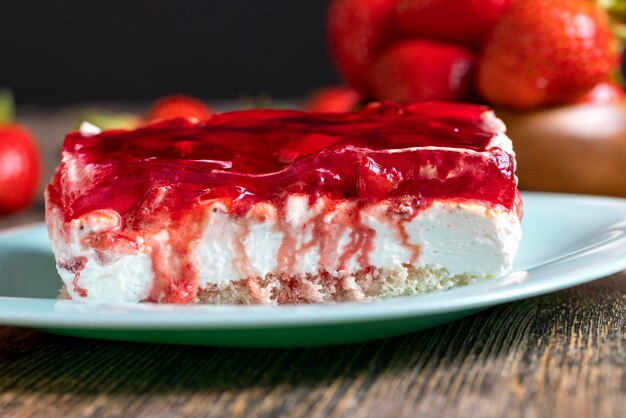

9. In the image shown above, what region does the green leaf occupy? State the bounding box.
[0,89,15,125]
[76,110,141,131]
[599,0,626,20]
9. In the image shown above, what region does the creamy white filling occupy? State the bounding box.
[49,195,521,303]
[78,121,102,136]
[406,202,520,277]
[46,205,154,303]
[57,252,153,304]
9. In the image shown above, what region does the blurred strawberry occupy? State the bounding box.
[303,86,363,113]
[477,0,618,110]
[0,90,41,215]
[365,39,475,104]
[394,0,511,47]
[575,80,625,104]
[147,95,213,122]
[326,0,397,90]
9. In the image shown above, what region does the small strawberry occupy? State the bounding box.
[326,0,397,90]
[575,80,625,104]
[477,0,618,110]
[365,39,475,104]
[0,90,41,215]
[146,95,213,122]
[303,86,363,113]
[394,0,511,47]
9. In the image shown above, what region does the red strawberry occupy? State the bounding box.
[575,81,625,104]
[326,0,397,90]
[0,91,41,215]
[365,39,475,104]
[477,0,618,110]
[147,95,213,122]
[394,0,511,47]
[303,86,363,113]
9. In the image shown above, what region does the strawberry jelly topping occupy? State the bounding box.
[49,102,516,222]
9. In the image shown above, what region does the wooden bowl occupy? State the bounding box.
[497,102,626,197]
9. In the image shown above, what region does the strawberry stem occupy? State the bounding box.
[598,0,626,20]
[0,89,15,125]
[598,0,626,42]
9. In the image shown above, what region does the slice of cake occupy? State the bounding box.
[45,102,522,304]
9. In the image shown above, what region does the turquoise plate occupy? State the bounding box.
[0,192,625,347]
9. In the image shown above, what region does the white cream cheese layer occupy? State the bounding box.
[48,194,521,304]
[46,206,154,303]
[194,195,521,286]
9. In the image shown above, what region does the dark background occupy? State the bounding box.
[7,1,624,106]
[0,1,339,104]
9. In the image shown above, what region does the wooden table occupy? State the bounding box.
[0,106,625,417]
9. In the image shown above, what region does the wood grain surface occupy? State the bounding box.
[0,271,624,418]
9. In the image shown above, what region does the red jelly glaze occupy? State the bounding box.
[49,101,516,222]
[48,102,519,304]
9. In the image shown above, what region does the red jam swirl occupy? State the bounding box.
[48,102,517,222]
